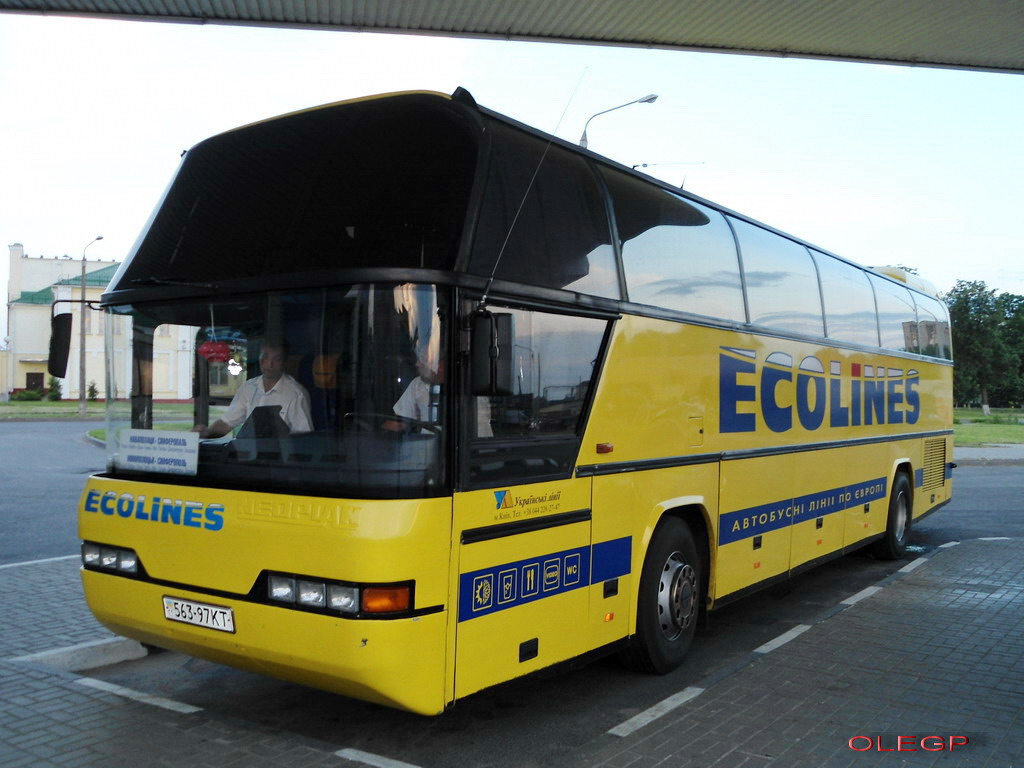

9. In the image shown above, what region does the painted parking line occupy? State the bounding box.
[0,554,78,570]
[74,677,202,714]
[335,748,423,768]
[607,686,705,737]
[899,558,928,573]
[753,624,812,654]
[841,586,883,606]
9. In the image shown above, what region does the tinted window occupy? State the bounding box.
[113,96,476,290]
[869,274,918,353]
[469,122,619,299]
[109,284,451,499]
[732,219,824,336]
[602,169,744,321]
[468,309,607,488]
[813,252,880,346]
[913,294,952,360]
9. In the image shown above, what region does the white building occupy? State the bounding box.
[3,243,192,402]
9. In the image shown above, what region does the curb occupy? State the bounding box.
[11,637,148,672]
[954,458,1024,466]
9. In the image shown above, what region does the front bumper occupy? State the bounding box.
[82,569,449,715]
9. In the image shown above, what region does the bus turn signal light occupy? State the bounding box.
[362,586,411,614]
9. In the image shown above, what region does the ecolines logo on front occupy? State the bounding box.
[83,489,224,531]
[719,347,921,434]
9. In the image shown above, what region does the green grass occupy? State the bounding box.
[0,400,194,420]
[87,422,193,442]
[953,407,1024,446]
[0,400,106,419]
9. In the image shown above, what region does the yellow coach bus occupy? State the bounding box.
[57,89,953,715]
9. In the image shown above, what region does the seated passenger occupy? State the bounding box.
[193,340,313,439]
[387,358,492,436]
[392,357,438,425]
[383,357,438,433]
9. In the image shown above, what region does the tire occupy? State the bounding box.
[622,517,702,674]
[872,472,913,559]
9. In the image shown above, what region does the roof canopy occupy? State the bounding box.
[2,0,1022,74]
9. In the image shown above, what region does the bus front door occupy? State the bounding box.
[451,478,593,701]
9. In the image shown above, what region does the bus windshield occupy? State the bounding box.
[106,283,449,499]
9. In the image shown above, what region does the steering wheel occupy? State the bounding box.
[342,412,441,434]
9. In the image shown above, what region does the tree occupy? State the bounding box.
[945,280,1020,408]
[991,292,1024,407]
[47,376,62,402]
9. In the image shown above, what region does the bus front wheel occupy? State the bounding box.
[623,517,702,674]
[872,472,913,560]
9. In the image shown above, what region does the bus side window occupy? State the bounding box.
[732,218,825,337]
[869,274,919,353]
[913,294,952,360]
[601,167,745,323]
[467,308,607,487]
[467,122,619,300]
[813,251,881,347]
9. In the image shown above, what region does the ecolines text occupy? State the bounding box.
[720,348,920,434]
[83,490,224,531]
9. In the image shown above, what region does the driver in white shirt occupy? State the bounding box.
[193,340,312,438]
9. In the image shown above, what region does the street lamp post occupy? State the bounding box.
[79,235,103,417]
[579,94,659,150]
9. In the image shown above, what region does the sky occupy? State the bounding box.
[2,13,1022,342]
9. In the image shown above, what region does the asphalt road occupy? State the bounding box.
[0,420,105,565]
[3,421,1018,767]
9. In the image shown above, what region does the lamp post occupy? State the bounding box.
[79,235,103,416]
[579,94,658,149]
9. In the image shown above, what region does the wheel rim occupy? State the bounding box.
[894,491,908,543]
[657,552,697,641]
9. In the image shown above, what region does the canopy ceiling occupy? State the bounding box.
[2,0,1022,74]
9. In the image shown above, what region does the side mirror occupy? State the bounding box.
[48,313,73,378]
[470,309,514,396]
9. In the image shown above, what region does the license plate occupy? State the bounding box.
[162,596,235,633]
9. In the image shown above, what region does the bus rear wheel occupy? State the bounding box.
[872,472,913,560]
[623,517,702,674]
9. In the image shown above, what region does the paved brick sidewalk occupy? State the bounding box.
[0,557,109,659]
[2,541,1022,767]
[581,538,1024,768]
[0,558,352,768]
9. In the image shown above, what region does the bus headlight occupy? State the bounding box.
[328,585,359,613]
[82,541,141,575]
[82,542,101,567]
[268,575,297,603]
[265,572,413,617]
[117,550,139,574]
[297,580,326,608]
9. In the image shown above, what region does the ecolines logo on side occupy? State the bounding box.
[719,347,921,434]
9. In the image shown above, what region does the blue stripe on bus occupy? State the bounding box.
[458,536,631,622]
[592,537,632,583]
[718,477,888,546]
